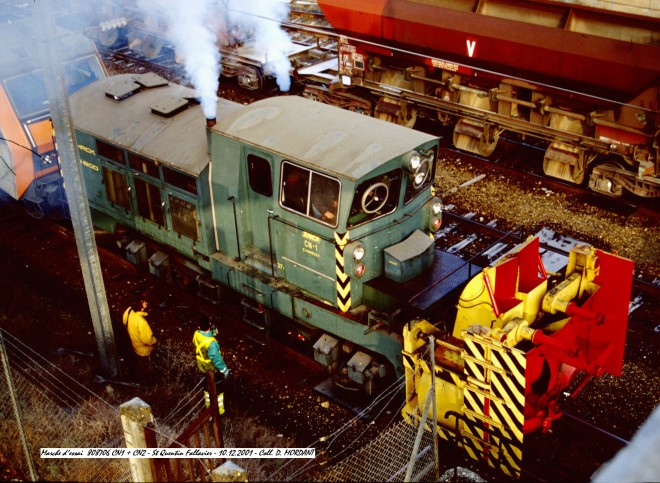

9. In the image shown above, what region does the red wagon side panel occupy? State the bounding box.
[318,0,660,100]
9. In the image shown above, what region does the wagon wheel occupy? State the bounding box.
[142,35,162,59]
[398,105,417,128]
[475,124,500,157]
[572,165,586,185]
[237,66,264,91]
[477,135,499,157]
[98,28,119,48]
[375,98,416,127]
[542,159,587,185]
[361,182,389,214]
[542,149,588,185]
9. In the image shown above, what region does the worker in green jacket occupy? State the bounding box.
[193,316,229,414]
[122,299,157,385]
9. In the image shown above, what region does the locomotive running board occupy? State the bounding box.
[365,250,481,312]
[459,330,526,478]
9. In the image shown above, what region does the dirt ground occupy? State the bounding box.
[0,201,390,481]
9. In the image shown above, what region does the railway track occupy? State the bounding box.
[98,13,659,222]
[436,205,659,325]
[1,164,657,482]
[437,135,659,218]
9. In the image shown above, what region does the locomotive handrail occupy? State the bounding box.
[228,196,241,261]
[269,207,424,244]
[267,210,277,278]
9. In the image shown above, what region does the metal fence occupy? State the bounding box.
[316,418,438,482]
[0,327,131,482]
[0,322,477,483]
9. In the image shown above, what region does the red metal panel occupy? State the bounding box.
[596,125,648,147]
[318,0,387,39]
[317,0,660,100]
[516,237,545,294]
[585,250,634,377]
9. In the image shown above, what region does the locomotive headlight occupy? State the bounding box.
[348,241,366,262]
[424,149,435,165]
[403,151,421,172]
[432,200,443,215]
[413,160,430,188]
[429,197,443,232]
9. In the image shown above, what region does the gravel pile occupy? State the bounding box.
[436,157,660,279]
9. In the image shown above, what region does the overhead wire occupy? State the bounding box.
[0,135,51,165]
[0,326,207,444]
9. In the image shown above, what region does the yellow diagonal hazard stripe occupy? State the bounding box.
[335,231,350,312]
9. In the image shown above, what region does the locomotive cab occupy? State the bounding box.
[208,96,443,314]
[206,96,448,394]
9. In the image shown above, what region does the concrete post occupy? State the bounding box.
[211,461,248,482]
[120,397,155,483]
[33,0,118,377]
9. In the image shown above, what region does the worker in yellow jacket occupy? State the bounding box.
[193,316,229,414]
[123,299,157,385]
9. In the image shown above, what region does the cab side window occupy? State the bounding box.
[280,162,340,226]
[310,172,339,225]
[281,163,309,214]
[247,154,272,197]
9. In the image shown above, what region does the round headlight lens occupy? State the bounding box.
[432,201,443,215]
[353,245,365,262]
[413,160,430,188]
[405,151,421,172]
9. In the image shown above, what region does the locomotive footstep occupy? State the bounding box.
[314,378,370,416]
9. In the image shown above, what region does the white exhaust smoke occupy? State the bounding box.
[135,0,293,120]
[226,0,293,92]
[137,0,219,119]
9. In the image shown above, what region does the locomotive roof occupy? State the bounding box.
[0,16,99,80]
[212,96,438,181]
[70,74,243,176]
